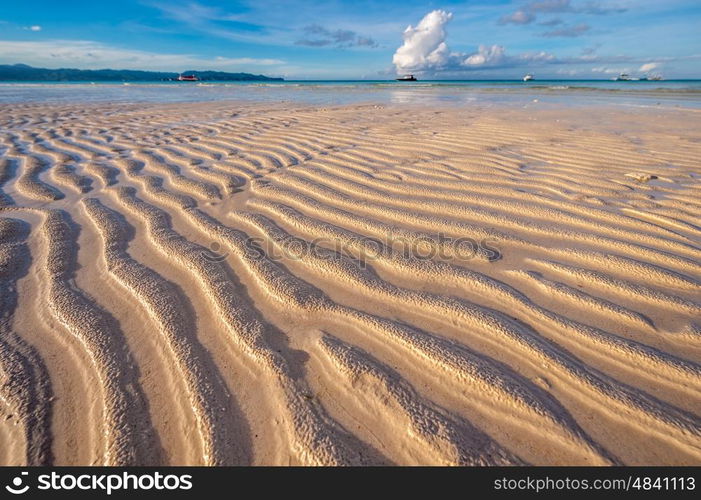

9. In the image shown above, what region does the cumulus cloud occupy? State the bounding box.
[498,10,535,25]
[392,10,453,72]
[465,45,507,66]
[295,24,378,48]
[393,12,695,78]
[393,10,555,74]
[541,23,590,37]
[639,62,659,73]
[0,39,284,70]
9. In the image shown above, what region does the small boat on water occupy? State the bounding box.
[615,73,636,81]
[396,74,417,81]
[177,74,199,82]
[523,74,534,82]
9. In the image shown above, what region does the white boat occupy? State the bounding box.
[615,73,634,81]
[523,74,534,82]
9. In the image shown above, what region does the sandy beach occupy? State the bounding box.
[0,101,699,466]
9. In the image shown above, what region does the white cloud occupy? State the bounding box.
[213,55,282,65]
[0,40,284,70]
[639,62,659,72]
[465,45,506,66]
[25,25,42,31]
[591,66,628,74]
[392,10,453,73]
[392,10,556,74]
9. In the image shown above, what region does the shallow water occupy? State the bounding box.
[1,80,700,108]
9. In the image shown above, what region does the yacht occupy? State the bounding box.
[396,74,417,81]
[177,74,199,82]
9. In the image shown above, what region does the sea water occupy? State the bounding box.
[1,80,700,108]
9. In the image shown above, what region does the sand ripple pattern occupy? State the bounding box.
[0,101,699,465]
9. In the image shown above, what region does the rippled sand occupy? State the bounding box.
[0,101,699,465]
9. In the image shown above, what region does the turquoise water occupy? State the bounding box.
[1,80,700,108]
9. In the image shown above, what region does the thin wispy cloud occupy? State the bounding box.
[295,25,377,48]
[526,0,625,14]
[152,1,255,28]
[498,11,535,25]
[580,1,628,15]
[527,0,574,13]
[591,66,627,74]
[580,44,601,59]
[25,25,42,31]
[538,18,564,26]
[498,0,627,27]
[0,40,284,70]
[149,1,275,44]
[541,23,590,37]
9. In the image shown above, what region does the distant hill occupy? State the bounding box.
[0,64,284,82]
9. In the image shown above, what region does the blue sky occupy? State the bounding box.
[0,0,699,78]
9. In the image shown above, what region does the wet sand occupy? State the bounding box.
[0,101,699,465]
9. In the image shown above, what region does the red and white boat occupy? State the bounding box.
[177,74,199,81]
